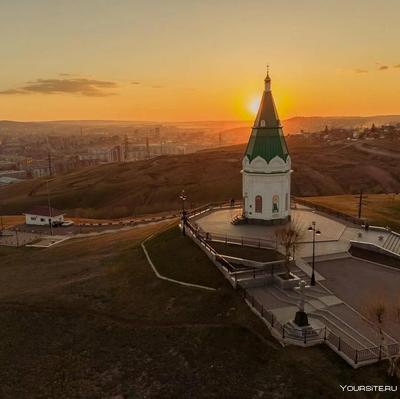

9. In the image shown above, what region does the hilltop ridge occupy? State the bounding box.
[1,138,399,218]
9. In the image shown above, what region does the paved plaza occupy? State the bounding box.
[194,207,394,260]
[194,208,346,245]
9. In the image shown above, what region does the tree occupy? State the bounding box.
[390,297,400,379]
[364,295,400,378]
[274,218,303,279]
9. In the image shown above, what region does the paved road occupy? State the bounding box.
[354,142,400,159]
[11,214,177,236]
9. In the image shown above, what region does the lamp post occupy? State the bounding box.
[15,228,19,247]
[179,190,187,236]
[308,221,321,286]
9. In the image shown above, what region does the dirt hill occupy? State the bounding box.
[1,139,400,218]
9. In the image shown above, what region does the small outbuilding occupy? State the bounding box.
[24,206,65,226]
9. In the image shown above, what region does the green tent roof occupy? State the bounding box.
[245,127,289,162]
[244,74,289,163]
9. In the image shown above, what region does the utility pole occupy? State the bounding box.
[358,190,363,219]
[48,151,53,177]
[146,136,150,159]
[179,190,187,236]
[46,136,53,177]
[124,134,129,161]
[47,180,53,236]
[0,198,4,233]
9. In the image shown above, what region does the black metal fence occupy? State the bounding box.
[198,230,277,250]
[185,211,400,367]
[231,263,285,284]
[236,283,400,366]
[293,197,363,226]
[236,284,325,344]
[186,200,243,219]
[184,219,238,274]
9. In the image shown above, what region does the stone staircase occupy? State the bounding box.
[267,285,386,350]
[383,232,400,256]
[231,214,247,225]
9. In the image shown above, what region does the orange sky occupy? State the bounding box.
[1,1,399,122]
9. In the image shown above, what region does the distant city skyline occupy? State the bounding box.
[1,0,400,121]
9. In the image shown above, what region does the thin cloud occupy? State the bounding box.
[131,81,141,85]
[394,64,400,69]
[354,68,368,74]
[378,65,389,71]
[0,88,28,95]
[0,78,118,97]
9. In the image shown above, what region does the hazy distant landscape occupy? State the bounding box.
[2,113,400,134]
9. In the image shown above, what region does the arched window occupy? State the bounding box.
[255,195,262,213]
[272,195,279,213]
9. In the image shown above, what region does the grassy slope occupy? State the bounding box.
[145,226,224,289]
[1,139,400,219]
[303,193,400,231]
[209,241,283,262]
[0,222,392,398]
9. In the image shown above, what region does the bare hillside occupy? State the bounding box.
[1,140,400,218]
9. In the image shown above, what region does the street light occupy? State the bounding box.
[179,190,187,236]
[15,228,19,247]
[308,221,321,286]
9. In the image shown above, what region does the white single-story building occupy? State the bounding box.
[24,206,65,226]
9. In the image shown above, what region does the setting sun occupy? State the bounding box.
[247,96,261,117]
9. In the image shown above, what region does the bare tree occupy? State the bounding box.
[392,296,400,324]
[364,295,400,378]
[274,218,303,279]
[390,296,400,379]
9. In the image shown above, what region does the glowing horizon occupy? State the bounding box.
[1,1,400,122]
